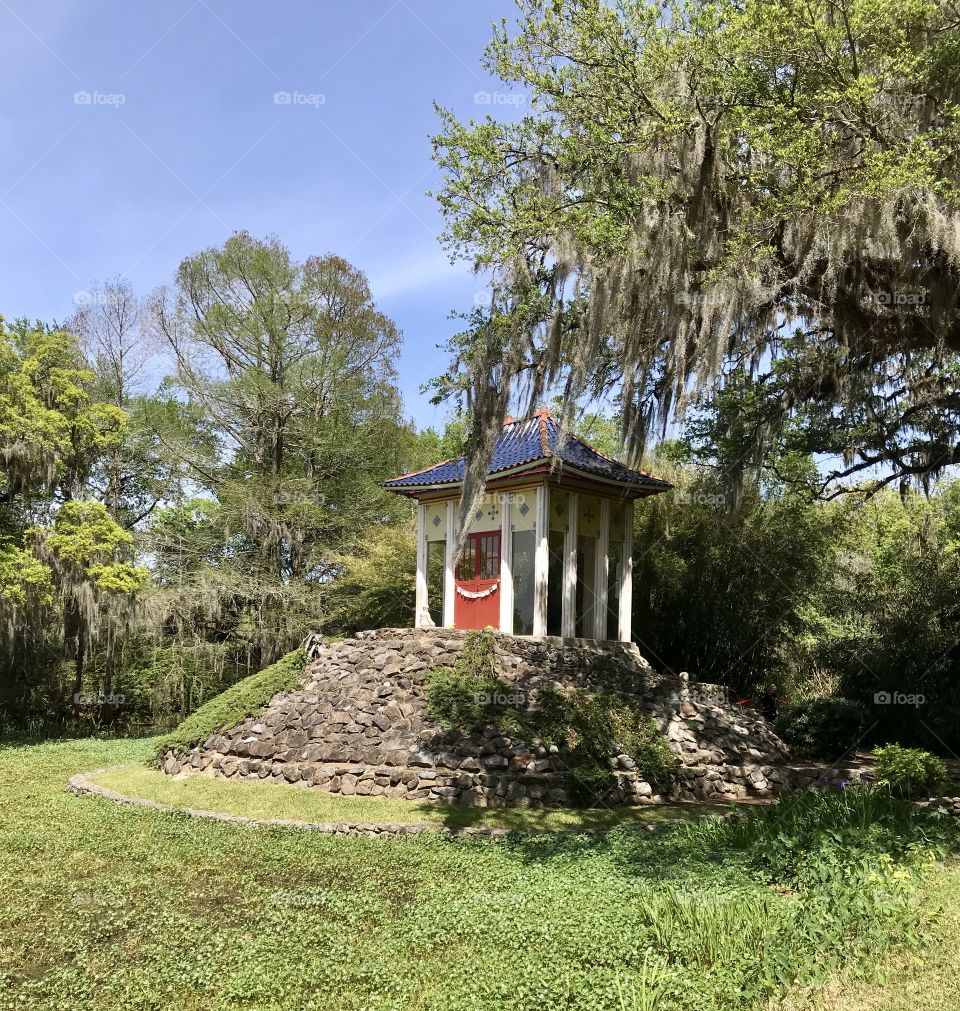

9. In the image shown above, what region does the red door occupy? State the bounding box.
[454,531,501,630]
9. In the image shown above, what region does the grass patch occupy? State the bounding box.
[88,762,719,832]
[1,735,957,1010]
[151,648,305,759]
[778,860,960,1010]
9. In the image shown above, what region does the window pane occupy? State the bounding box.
[479,534,499,579]
[457,543,475,581]
[607,541,622,640]
[512,529,535,635]
[575,534,597,638]
[547,529,565,636]
[427,540,445,626]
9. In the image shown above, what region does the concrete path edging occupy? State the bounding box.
[66,765,737,838]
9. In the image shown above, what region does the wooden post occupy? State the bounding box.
[594,498,610,639]
[562,491,578,638]
[415,501,428,628]
[533,483,549,636]
[618,502,634,642]
[499,494,513,634]
[443,499,456,627]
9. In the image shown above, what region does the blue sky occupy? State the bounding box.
[0,1,520,429]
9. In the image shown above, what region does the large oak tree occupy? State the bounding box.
[432,0,960,507]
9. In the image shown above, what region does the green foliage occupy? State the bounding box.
[152,648,305,758]
[677,787,951,974]
[874,745,949,799]
[3,738,955,1010]
[0,545,53,610]
[425,630,677,805]
[425,630,522,733]
[326,524,416,635]
[30,501,146,595]
[775,698,871,760]
[431,0,960,491]
[632,460,960,755]
[150,231,414,665]
[633,454,845,694]
[532,688,677,804]
[0,317,125,498]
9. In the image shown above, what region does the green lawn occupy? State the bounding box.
[1,736,956,1011]
[778,866,960,1011]
[87,762,722,833]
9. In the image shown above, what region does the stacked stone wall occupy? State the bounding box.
[162,628,794,806]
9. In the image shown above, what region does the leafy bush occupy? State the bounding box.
[425,630,525,734]
[683,784,955,884]
[425,630,678,806]
[424,666,523,734]
[774,697,870,759]
[532,688,678,804]
[152,648,305,759]
[874,744,949,798]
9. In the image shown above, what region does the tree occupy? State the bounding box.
[29,500,145,700]
[152,232,409,662]
[69,279,182,528]
[326,524,416,634]
[0,318,141,709]
[632,448,844,692]
[432,0,960,508]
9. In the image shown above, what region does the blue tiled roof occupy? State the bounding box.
[384,412,672,494]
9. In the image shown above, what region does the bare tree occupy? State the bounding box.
[69,277,156,410]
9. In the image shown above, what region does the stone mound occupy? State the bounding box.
[162,628,793,807]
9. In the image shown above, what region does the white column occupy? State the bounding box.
[533,483,549,636]
[562,491,578,638]
[415,501,428,628]
[593,498,610,640]
[443,499,456,627]
[618,502,634,642]
[498,495,513,634]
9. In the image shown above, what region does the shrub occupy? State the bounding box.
[152,648,306,759]
[774,698,870,759]
[424,630,678,806]
[681,784,955,884]
[425,630,526,734]
[425,666,523,734]
[874,744,949,798]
